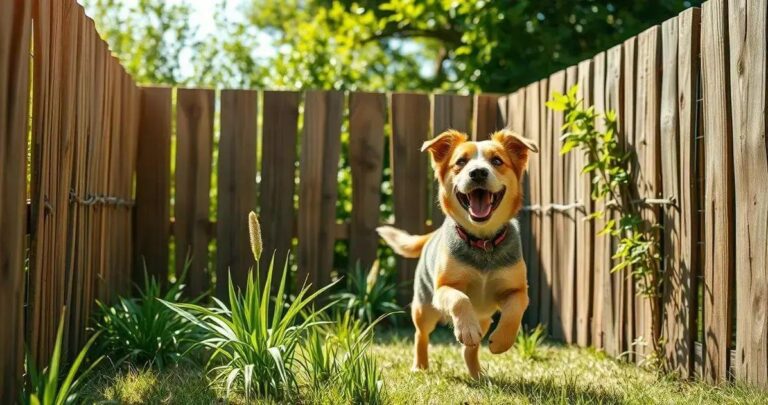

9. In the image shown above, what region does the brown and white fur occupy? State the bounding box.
[377,129,537,378]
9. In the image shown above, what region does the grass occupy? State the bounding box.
[80,326,768,404]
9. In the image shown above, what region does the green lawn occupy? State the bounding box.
[82,327,767,404]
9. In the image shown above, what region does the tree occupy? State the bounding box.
[82,0,195,85]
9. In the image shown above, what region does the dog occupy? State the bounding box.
[377,129,537,378]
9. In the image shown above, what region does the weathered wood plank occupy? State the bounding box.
[258,91,300,286]
[575,59,594,346]
[349,92,386,272]
[537,78,554,331]
[217,89,258,297]
[522,82,541,328]
[175,88,214,297]
[659,14,689,376]
[472,94,502,141]
[134,87,172,284]
[432,94,471,226]
[390,93,430,304]
[701,0,735,383]
[728,0,767,385]
[622,35,638,362]
[548,70,567,341]
[591,51,607,349]
[635,25,662,362]
[0,0,31,397]
[560,65,578,344]
[604,44,624,356]
[297,91,344,291]
[673,7,701,379]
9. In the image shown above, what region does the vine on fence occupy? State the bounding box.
[547,85,663,358]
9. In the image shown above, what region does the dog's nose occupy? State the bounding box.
[469,168,488,181]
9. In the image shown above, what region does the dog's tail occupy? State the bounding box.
[376,226,434,258]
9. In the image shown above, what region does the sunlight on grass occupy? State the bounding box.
[82,327,768,404]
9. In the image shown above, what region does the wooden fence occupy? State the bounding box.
[133,89,508,304]
[517,0,768,388]
[3,0,768,400]
[1,0,140,400]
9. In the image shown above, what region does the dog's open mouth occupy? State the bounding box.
[456,187,505,222]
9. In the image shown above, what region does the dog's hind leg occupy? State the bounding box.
[412,302,441,371]
[463,317,492,378]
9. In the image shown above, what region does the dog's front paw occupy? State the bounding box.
[488,330,514,354]
[453,316,483,347]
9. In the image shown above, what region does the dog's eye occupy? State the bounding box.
[491,157,503,166]
[455,157,468,167]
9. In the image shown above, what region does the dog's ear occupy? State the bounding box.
[492,129,538,170]
[421,130,468,164]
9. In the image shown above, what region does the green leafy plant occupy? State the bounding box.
[300,310,386,403]
[331,260,401,325]
[547,85,662,355]
[163,255,336,401]
[515,324,546,361]
[92,267,199,370]
[24,308,102,405]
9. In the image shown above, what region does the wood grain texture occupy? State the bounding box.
[660,14,690,376]
[217,90,258,298]
[175,88,214,297]
[701,0,735,383]
[561,65,578,344]
[591,51,607,349]
[134,87,171,284]
[390,93,430,304]
[258,91,299,286]
[30,0,74,364]
[522,82,541,328]
[603,44,624,357]
[0,0,31,398]
[472,94,502,141]
[349,92,386,272]
[622,35,638,362]
[635,25,662,362]
[548,70,567,341]
[431,94,471,226]
[537,78,554,332]
[674,7,701,379]
[728,0,767,385]
[297,91,343,292]
[575,59,594,346]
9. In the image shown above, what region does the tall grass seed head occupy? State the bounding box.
[249,211,263,261]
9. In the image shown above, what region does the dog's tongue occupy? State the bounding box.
[468,190,492,218]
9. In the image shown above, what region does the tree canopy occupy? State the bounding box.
[83,0,700,92]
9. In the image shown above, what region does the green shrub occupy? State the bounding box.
[515,324,546,361]
[331,260,401,325]
[163,256,335,401]
[24,308,102,405]
[92,269,199,370]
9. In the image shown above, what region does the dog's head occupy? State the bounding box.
[422,129,538,237]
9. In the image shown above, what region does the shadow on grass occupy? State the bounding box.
[448,375,626,405]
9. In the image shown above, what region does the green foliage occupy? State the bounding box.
[23,309,102,405]
[515,324,546,361]
[548,85,662,354]
[86,0,700,92]
[92,270,199,370]
[82,0,194,85]
[330,260,402,325]
[162,256,336,401]
[300,311,386,403]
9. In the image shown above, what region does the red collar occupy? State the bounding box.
[455,225,508,252]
